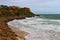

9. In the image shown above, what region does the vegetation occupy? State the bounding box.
[0,5,36,40]
[0,5,35,18]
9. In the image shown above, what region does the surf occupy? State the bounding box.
[7,17,60,40]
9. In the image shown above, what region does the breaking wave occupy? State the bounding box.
[8,17,60,40]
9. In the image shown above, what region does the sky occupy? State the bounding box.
[0,0,60,14]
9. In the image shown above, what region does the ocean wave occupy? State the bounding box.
[7,17,60,40]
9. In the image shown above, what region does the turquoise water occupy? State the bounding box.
[40,14,60,19]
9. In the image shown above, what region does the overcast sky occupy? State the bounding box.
[0,0,60,14]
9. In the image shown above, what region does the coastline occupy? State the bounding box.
[0,16,29,40]
[0,5,37,40]
[8,25,29,37]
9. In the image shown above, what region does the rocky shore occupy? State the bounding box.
[0,5,36,40]
[0,16,26,40]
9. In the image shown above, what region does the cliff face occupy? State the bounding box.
[0,11,2,15]
[0,17,26,40]
[0,5,36,40]
[0,5,35,17]
[24,7,31,12]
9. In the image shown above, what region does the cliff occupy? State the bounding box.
[0,5,36,40]
[0,17,26,40]
[0,5,35,17]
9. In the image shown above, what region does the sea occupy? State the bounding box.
[8,14,60,40]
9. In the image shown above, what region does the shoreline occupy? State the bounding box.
[0,5,37,40]
[8,25,29,37]
[0,16,30,40]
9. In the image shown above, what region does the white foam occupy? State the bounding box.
[7,17,60,40]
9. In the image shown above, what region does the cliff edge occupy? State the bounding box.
[0,5,36,40]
